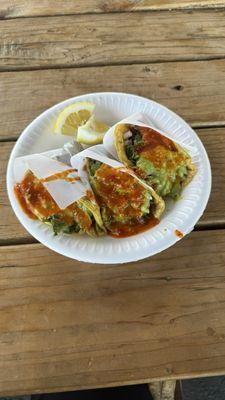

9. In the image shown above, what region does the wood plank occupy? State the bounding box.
[1,127,225,243]
[0,0,224,18]
[197,128,225,227]
[1,59,225,140]
[0,142,30,243]
[1,230,225,395]
[1,10,225,71]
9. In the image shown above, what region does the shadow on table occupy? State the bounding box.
[31,385,153,400]
[3,377,225,399]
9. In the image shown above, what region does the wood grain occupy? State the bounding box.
[1,10,225,71]
[1,59,225,139]
[0,142,30,243]
[0,0,224,18]
[1,128,225,243]
[197,128,225,227]
[1,230,225,395]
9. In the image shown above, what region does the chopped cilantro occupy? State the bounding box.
[132,129,143,146]
[88,159,102,176]
[43,214,80,235]
[125,142,139,164]
[125,127,143,165]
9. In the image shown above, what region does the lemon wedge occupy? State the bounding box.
[76,115,109,145]
[54,102,95,136]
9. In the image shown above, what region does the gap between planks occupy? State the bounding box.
[1,58,225,138]
[2,224,225,247]
[1,0,225,20]
[1,55,225,74]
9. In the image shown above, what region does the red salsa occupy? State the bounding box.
[109,216,159,238]
[14,171,91,231]
[135,126,185,169]
[175,229,184,238]
[94,164,158,238]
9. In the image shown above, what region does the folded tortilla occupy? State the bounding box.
[114,123,196,200]
[71,145,165,238]
[14,154,105,237]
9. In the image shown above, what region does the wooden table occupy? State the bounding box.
[1,1,225,397]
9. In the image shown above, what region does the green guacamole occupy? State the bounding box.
[125,126,189,200]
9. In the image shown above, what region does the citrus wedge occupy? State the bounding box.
[54,102,95,136]
[76,115,109,145]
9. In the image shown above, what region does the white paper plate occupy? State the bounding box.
[7,92,211,264]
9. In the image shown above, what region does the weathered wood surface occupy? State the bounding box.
[1,0,225,395]
[1,142,31,244]
[1,59,225,139]
[0,0,224,18]
[1,10,225,71]
[1,127,224,243]
[1,230,225,396]
[197,128,225,227]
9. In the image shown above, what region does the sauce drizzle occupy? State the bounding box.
[175,229,184,238]
[41,169,80,183]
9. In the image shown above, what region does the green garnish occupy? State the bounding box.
[88,159,102,176]
[43,214,80,235]
[125,127,143,164]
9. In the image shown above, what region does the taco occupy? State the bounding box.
[14,169,105,237]
[114,124,196,200]
[86,158,165,238]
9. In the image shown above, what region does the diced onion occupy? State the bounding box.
[123,131,132,139]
